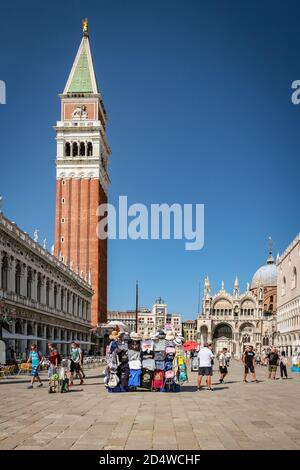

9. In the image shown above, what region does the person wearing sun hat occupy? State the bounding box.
[108,330,119,354]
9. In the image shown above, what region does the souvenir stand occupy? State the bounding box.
[104,328,188,392]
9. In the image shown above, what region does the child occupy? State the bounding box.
[27,344,43,389]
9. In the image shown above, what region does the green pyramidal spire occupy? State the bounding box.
[68,41,93,93]
[64,29,99,95]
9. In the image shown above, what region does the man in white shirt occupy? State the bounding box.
[197,342,214,391]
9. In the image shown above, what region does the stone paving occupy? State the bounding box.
[0,360,300,450]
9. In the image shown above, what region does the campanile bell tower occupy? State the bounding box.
[54,19,110,326]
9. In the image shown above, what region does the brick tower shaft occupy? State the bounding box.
[54,20,110,326]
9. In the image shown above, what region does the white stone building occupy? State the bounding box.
[197,247,277,358]
[0,212,93,361]
[107,298,182,337]
[275,233,300,355]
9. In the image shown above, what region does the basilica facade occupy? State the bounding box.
[197,246,277,358]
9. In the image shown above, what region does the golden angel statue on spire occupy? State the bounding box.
[82,18,88,36]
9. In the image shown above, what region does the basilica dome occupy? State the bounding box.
[251,238,277,289]
[251,263,277,289]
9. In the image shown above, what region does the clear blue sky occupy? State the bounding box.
[0,0,299,319]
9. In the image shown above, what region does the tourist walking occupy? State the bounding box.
[69,342,84,387]
[79,343,86,379]
[279,351,288,379]
[268,347,279,380]
[197,342,214,391]
[225,350,231,366]
[47,343,60,378]
[242,345,258,383]
[218,347,228,383]
[27,343,43,389]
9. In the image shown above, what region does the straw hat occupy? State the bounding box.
[165,331,175,341]
[109,330,119,341]
[130,331,142,341]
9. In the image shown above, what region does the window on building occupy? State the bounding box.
[282,276,286,296]
[61,198,65,204]
[72,142,78,157]
[263,337,269,346]
[87,142,93,156]
[27,268,32,299]
[1,255,8,290]
[80,142,86,157]
[65,142,71,156]
[292,267,297,289]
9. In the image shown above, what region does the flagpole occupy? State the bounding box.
[135,280,139,333]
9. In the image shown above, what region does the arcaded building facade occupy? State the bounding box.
[0,213,93,360]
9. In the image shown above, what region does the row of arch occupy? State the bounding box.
[0,253,90,320]
[65,141,93,157]
[7,320,91,357]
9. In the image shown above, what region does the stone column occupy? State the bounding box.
[49,281,54,308]
[21,321,28,358]
[32,271,37,301]
[10,258,15,293]
[21,264,27,297]
[41,277,46,305]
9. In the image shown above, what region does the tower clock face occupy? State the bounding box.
[156,308,165,315]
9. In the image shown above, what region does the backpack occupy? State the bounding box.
[152,370,165,389]
[128,369,142,387]
[141,369,153,390]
